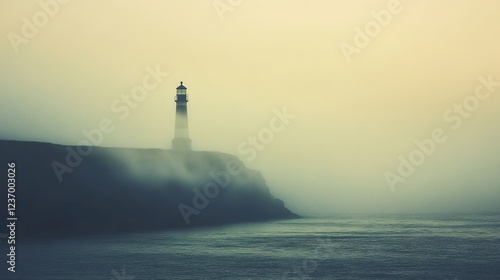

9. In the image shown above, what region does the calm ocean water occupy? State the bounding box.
[1,214,499,280]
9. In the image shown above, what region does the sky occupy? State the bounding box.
[1,0,500,215]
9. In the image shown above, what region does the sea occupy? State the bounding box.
[1,214,499,280]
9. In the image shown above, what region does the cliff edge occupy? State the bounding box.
[0,140,299,237]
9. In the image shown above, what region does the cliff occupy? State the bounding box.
[0,140,298,237]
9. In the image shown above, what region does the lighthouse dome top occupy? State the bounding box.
[176,81,187,90]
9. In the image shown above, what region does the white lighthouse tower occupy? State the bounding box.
[172,81,192,151]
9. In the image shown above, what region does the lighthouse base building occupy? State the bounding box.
[172,138,191,151]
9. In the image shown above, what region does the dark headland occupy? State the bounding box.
[0,139,298,238]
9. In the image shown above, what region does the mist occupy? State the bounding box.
[1,0,499,216]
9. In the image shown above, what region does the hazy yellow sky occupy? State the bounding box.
[1,0,499,215]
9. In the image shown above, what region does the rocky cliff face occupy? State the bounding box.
[0,140,298,237]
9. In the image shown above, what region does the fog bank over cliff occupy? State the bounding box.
[0,140,298,237]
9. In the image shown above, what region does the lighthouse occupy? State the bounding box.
[172,81,192,151]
